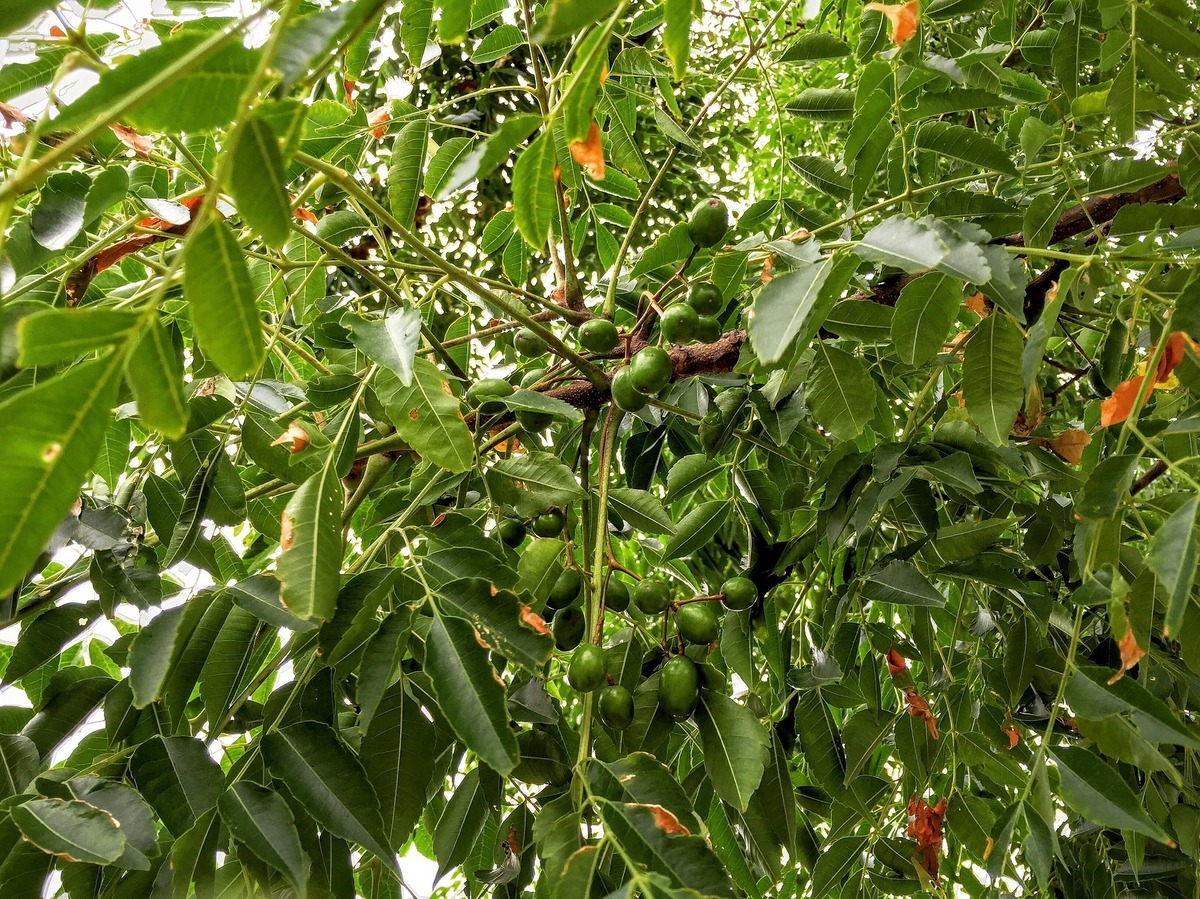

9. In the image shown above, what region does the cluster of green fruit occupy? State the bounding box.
[470,198,732,423]
[552,572,758,729]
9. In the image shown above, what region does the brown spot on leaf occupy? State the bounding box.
[41,442,62,464]
[440,380,454,397]
[279,512,295,550]
[519,604,551,636]
[635,804,689,835]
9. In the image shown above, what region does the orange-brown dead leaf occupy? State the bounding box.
[367,106,391,140]
[904,687,939,740]
[907,796,948,884]
[965,291,990,318]
[1108,628,1146,684]
[506,826,521,856]
[1047,428,1091,465]
[865,0,920,46]
[886,648,909,677]
[110,122,154,157]
[343,78,357,109]
[519,604,551,636]
[761,253,776,284]
[1003,723,1020,749]
[1100,375,1144,427]
[294,205,317,224]
[49,25,67,37]
[639,804,689,836]
[569,122,605,180]
[270,421,310,454]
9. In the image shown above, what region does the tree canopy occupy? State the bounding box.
[2,0,1200,896]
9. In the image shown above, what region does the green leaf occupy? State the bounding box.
[789,88,855,121]
[198,605,263,729]
[387,120,430,225]
[262,721,394,863]
[861,561,946,607]
[0,734,39,800]
[822,299,894,344]
[124,317,188,439]
[277,463,344,623]
[229,114,291,248]
[3,601,101,684]
[914,121,1018,175]
[533,0,620,43]
[608,487,675,535]
[433,767,490,879]
[666,454,721,501]
[779,32,852,62]
[18,308,141,369]
[663,0,694,80]
[747,255,835,364]
[0,1,58,38]
[596,800,735,898]
[68,775,159,871]
[489,451,586,518]
[518,538,565,600]
[1147,496,1198,637]
[962,313,1024,445]
[788,156,850,199]
[0,354,123,595]
[12,798,126,865]
[436,0,471,43]
[1050,746,1171,842]
[360,680,437,850]
[857,215,949,271]
[661,501,729,561]
[31,171,89,251]
[891,273,960,366]
[183,217,266,379]
[425,612,520,774]
[472,23,524,62]
[52,33,258,134]
[562,27,609,143]
[807,344,875,441]
[375,359,473,473]
[694,689,769,812]
[435,578,554,669]
[218,784,307,892]
[504,388,585,423]
[128,604,185,708]
[345,307,423,387]
[512,130,557,248]
[129,736,224,838]
[811,836,867,898]
[1075,455,1138,520]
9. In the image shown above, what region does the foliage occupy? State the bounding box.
[2,0,1200,896]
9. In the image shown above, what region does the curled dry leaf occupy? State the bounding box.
[639,804,689,836]
[270,421,310,454]
[367,107,391,140]
[1101,332,1197,426]
[569,122,605,181]
[864,0,921,46]
[110,122,154,157]
[885,648,908,677]
[1108,628,1146,684]
[903,686,939,740]
[1003,723,1020,749]
[907,796,948,884]
[965,291,990,318]
[1046,428,1091,464]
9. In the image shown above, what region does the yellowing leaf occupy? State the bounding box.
[1047,428,1091,465]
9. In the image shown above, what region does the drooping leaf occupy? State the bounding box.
[11,798,126,865]
[277,463,344,622]
[961,313,1024,445]
[1051,747,1172,842]
[891,273,960,366]
[807,343,875,441]
[660,501,729,561]
[360,680,437,850]
[387,119,430,225]
[183,216,266,379]
[0,354,123,595]
[1147,496,1199,637]
[512,130,558,248]
[229,113,292,247]
[425,612,520,774]
[218,784,307,891]
[129,736,224,838]
[124,317,188,439]
[694,689,769,812]
[375,359,473,473]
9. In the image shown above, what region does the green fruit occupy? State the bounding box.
[687,282,724,316]
[552,607,585,650]
[634,579,672,615]
[467,377,514,414]
[611,366,648,412]
[676,602,720,644]
[598,685,635,730]
[517,409,554,432]
[722,576,757,611]
[687,198,729,248]
[496,518,527,547]
[567,643,608,692]
[695,315,722,343]
[548,567,583,609]
[658,655,701,719]
[629,346,673,395]
[520,367,548,388]
[515,327,549,357]
[605,578,630,613]
[579,319,619,354]
[660,304,699,345]
[532,509,565,537]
